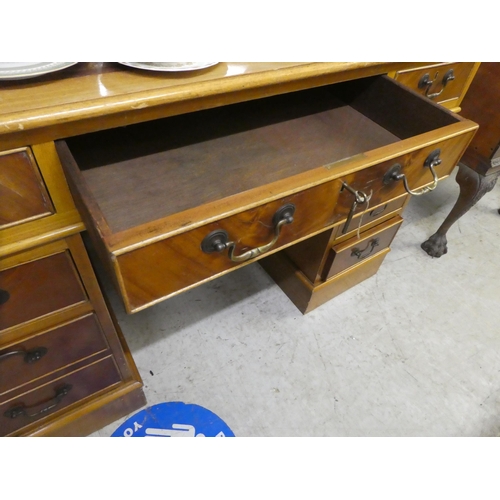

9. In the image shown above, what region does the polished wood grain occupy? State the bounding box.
[0,250,87,331]
[460,63,500,170]
[25,379,145,437]
[323,216,403,280]
[283,229,335,285]
[0,63,433,150]
[0,313,108,397]
[0,148,54,229]
[65,85,399,234]
[337,194,408,237]
[0,142,84,259]
[0,355,121,436]
[0,232,145,436]
[331,133,475,224]
[260,246,391,314]
[285,205,406,284]
[115,181,343,313]
[390,63,479,110]
[0,238,91,345]
[0,61,481,434]
[58,75,478,314]
[60,76,477,252]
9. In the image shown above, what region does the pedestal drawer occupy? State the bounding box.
[331,136,472,230]
[0,148,54,230]
[335,194,408,238]
[0,355,121,436]
[0,250,87,331]
[323,216,403,280]
[59,75,477,313]
[0,313,109,396]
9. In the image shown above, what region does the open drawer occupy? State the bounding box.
[58,75,477,313]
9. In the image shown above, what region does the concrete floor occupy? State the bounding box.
[92,167,500,437]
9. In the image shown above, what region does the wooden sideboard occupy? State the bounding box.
[0,62,480,435]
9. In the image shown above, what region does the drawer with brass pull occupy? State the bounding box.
[323,216,403,280]
[331,139,471,237]
[0,355,121,436]
[390,63,479,111]
[0,313,109,397]
[333,193,408,240]
[59,75,477,314]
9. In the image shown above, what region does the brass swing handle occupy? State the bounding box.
[0,346,48,364]
[418,69,455,99]
[201,204,296,263]
[3,384,72,419]
[351,238,380,260]
[383,149,442,196]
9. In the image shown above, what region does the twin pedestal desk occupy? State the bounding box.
[0,62,480,436]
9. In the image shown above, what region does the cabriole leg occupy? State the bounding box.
[421,163,499,257]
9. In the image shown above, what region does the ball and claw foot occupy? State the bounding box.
[421,233,448,258]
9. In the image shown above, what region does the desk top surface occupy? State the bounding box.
[0,62,428,149]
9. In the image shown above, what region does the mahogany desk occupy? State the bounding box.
[0,62,479,435]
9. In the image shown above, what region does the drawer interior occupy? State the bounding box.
[62,75,459,235]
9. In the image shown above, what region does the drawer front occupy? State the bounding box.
[0,148,54,230]
[392,63,477,106]
[323,216,403,280]
[332,136,472,226]
[0,251,87,331]
[337,194,407,238]
[0,356,121,436]
[0,314,109,396]
[115,180,341,312]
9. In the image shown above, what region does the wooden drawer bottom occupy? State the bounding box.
[261,247,390,314]
[0,356,121,436]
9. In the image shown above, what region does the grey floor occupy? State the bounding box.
[92,167,500,437]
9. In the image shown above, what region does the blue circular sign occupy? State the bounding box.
[111,402,235,437]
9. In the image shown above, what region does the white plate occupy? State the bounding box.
[118,62,219,72]
[0,62,78,80]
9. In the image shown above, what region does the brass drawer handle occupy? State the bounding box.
[351,238,380,260]
[340,182,372,235]
[383,149,441,196]
[0,289,10,305]
[418,69,455,99]
[3,384,72,419]
[0,347,48,364]
[201,204,295,263]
